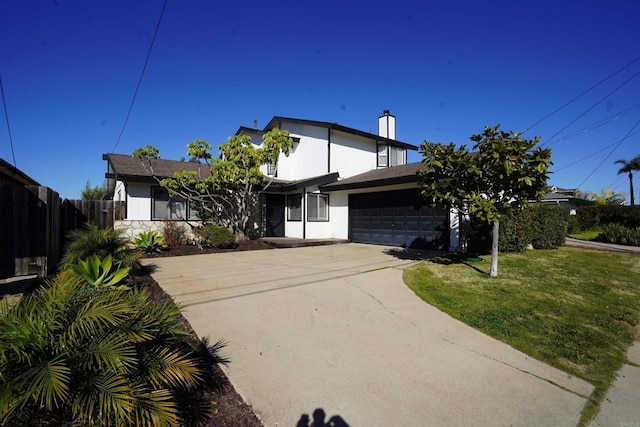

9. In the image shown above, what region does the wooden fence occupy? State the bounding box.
[0,185,125,279]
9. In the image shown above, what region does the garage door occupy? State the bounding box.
[349,189,449,249]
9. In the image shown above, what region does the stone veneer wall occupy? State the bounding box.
[114,220,201,243]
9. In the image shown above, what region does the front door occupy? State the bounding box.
[265,194,285,237]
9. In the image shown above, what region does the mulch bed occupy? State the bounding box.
[134,240,274,426]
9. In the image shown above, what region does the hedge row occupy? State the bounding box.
[467,205,569,254]
[575,205,640,230]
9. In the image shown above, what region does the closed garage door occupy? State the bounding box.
[349,189,449,249]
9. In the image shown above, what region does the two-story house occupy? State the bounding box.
[103,111,459,250]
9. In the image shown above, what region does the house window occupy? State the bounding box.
[152,187,198,220]
[389,146,406,166]
[377,144,388,167]
[287,193,302,221]
[267,161,277,176]
[307,193,329,222]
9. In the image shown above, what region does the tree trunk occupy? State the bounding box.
[490,220,499,277]
[629,172,635,206]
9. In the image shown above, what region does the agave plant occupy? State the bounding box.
[0,273,228,426]
[135,231,168,253]
[70,254,130,288]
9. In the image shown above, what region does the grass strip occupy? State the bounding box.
[403,247,640,426]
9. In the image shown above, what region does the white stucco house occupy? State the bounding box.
[103,111,460,250]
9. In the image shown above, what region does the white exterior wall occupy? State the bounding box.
[275,123,328,180]
[126,182,152,221]
[329,131,377,178]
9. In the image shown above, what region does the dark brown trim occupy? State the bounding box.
[264,116,418,150]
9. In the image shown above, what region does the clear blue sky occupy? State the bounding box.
[1,0,639,200]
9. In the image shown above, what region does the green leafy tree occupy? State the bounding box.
[419,125,552,277]
[133,129,293,240]
[584,188,627,205]
[81,180,110,200]
[615,155,640,206]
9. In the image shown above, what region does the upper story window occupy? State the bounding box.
[378,144,406,167]
[377,144,388,167]
[267,161,277,176]
[390,146,406,166]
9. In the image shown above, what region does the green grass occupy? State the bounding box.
[568,230,601,241]
[403,247,640,426]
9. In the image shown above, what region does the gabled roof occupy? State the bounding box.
[322,162,425,191]
[0,157,40,186]
[103,153,210,183]
[264,116,419,151]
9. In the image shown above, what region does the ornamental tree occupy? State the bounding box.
[419,125,552,277]
[133,128,293,240]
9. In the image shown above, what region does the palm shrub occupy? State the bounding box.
[135,231,168,253]
[0,272,228,426]
[61,223,140,271]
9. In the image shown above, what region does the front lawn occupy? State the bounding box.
[403,247,640,426]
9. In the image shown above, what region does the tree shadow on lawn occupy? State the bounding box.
[430,253,489,275]
[383,247,447,261]
[384,248,489,275]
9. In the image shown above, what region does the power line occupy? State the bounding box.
[522,55,640,134]
[0,75,17,167]
[608,174,626,190]
[544,103,640,146]
[552,128,640,172]
[539,68,640,148]
[111,0,168,153]
[575,116,640,190]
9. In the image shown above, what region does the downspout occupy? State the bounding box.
[327,129,331,173]
[302,188,306,239]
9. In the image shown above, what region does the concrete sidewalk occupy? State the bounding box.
[592,341,640,426]
[144,244,594,426]
[565,237,640,253]
[565,238,640,425]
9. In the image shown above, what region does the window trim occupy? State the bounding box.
[306,193,329,222]
[287,193,302,221]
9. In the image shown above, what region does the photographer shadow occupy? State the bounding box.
[296,407,349,427]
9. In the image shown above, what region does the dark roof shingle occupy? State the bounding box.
[321,162,425,191]
[104,153,210,182]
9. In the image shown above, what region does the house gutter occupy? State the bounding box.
[327,129,331,173]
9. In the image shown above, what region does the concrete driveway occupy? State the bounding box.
[143,244,592,426]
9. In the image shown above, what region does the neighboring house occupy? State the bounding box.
[104,111,459,250]
[0,157,40,186]
[536,186,593,215]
